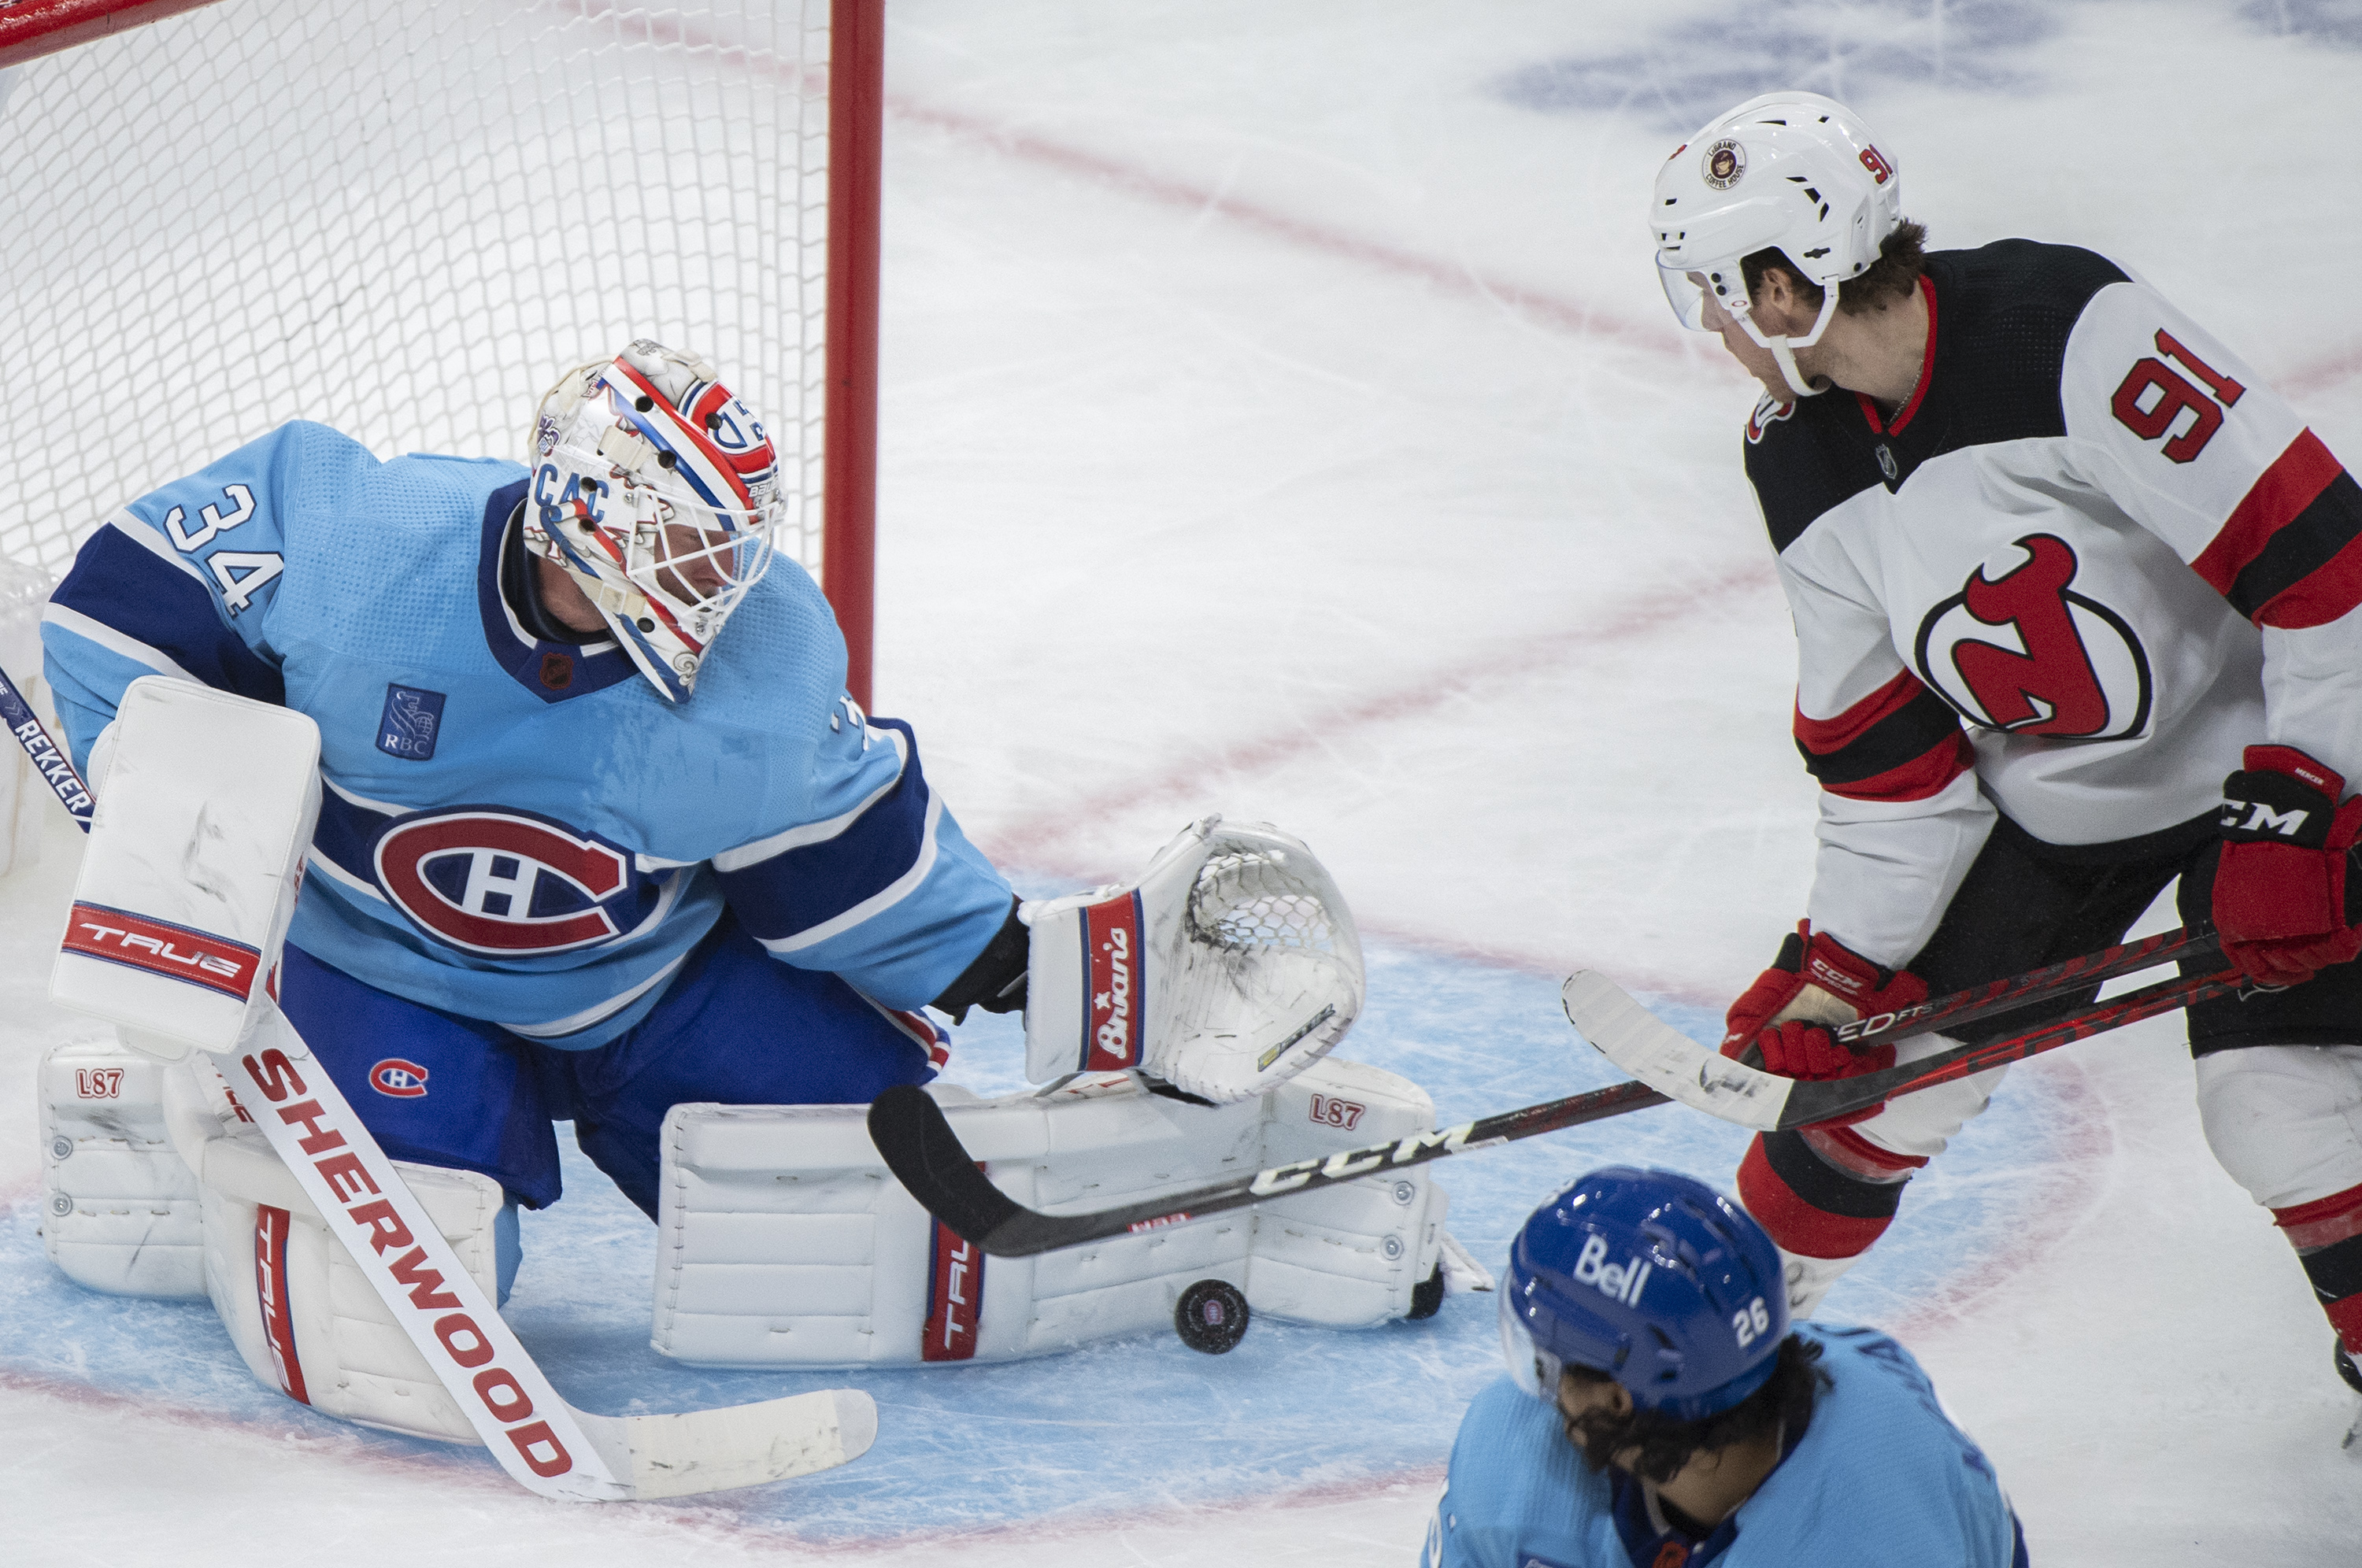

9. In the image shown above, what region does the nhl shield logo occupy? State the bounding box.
[369,807,644,956]
[1703,137,1746,190]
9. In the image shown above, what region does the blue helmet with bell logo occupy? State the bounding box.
[1498,1166,1788,1422]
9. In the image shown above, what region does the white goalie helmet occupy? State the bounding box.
[1650,91,1903,399]
[525,340,785,702]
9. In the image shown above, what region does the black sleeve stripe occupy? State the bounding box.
[1797,685,1963,786]
[2227,468,2362,623]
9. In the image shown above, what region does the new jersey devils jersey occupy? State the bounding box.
[1749,241,2362,965]
[40,422,1013,1045]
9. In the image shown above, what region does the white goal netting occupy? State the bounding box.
[0,0,835,582]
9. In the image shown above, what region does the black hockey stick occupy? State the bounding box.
[1828,920,2217,1051]
[865,1076,1672,1258]
[1563,964,2243,1133]
[1,665,93,831]
[870,947,2245,1257]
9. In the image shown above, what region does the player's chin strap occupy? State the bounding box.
[30,672,873,1500]
[1745,290,1841,401]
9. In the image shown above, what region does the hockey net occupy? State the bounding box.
[0,0,873,681]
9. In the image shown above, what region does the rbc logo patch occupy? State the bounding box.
[370,807,643,956]
[369,1059,430,1098]
[377,684,447,761]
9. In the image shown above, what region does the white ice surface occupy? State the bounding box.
[6,0,2362,1559]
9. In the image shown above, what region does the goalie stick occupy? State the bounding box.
[2,664,92,830]
[867,922,2245,1257]
[20,675,874,1500]
[1561,964,2242,1133]
[865,1077,1671,1258]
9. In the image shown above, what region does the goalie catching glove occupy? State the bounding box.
[1721,920,1927,1126]
[1021,817,1364,1104]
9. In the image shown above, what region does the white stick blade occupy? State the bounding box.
[1560,971,1790,1133]
[589,1389,877,1500]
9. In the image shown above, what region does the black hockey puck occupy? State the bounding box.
[1174,1278,1250,1354]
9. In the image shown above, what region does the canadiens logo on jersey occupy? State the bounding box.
[368,807,653,956]
[1913,534,2154,739]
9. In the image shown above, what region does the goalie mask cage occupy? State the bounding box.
[0,0,881,704]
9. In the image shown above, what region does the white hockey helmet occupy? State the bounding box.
[1649,92,1902,399]
[524,340,784,702]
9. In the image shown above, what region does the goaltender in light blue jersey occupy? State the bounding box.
[1426,1323,2027,1568]
[40,420,1013,1048]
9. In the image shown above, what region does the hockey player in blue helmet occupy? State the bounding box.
[1424,1167,2027,1567]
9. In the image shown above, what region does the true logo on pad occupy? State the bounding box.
[61,901,261,1000]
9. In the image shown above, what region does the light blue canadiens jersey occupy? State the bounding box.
[42,421,1012,1045]
[1423,1325,2026,1568]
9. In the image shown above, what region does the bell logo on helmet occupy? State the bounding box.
[1702,137,1746,190]
[1570,1233,1653,1307]
[371,808,641,956]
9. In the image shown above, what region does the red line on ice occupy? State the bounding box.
[980,559,1775,876]
[887,98,1675,353]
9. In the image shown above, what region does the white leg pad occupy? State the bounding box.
[39,1034,206,1300]
[653,1056,1468,1367]
[1849,1030,2008,1162]
[161,1061,507,1445]
[2195,1045,2362,1210]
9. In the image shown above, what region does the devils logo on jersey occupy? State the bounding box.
[369,807,648,956]
[1913,534,2153,739]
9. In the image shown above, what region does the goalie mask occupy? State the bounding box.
[1649,91,1902,401]
[525,340,784,701]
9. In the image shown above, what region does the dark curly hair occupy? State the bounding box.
[1741,220,1928,316]
[1557,1333,1827,1485]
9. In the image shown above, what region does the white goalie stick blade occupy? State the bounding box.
[1559,971,1792,1132]
[214,1004,876,1500]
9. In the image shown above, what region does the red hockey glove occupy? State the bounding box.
[1720,920,1928,1050]
[1722,922,1927,1126]
[2213,746,2362,986]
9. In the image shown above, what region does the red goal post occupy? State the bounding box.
[0,0,881,705]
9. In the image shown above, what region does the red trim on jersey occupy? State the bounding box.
[1822,732,1975,804]
[1794,671,1972,803]
[2190,430,2344,602]
[1854,276,1939,438]
[1794,669,1924,755]
[1737,1137,1897,1259]
[2275,1180,2362,1252]
[2260,530,2362,631]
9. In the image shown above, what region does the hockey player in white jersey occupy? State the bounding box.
[1425,1167,2025,1566]
[1648,94,2362,1404]
[32,341,1443,1445]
